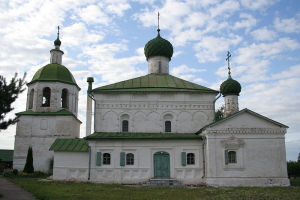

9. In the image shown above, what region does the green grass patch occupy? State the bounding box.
[290,179,300,186]
[7,176,300,200]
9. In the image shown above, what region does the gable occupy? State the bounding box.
[212,112,283,129]
[197,108,288,134]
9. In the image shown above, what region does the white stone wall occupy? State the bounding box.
[26,82,79,116]
[93,93,216,133]
[203,112,289,187]
[53,152,89,181]
[148,56,169,74]
[52,140,204,184]
[13,115,80,172]
[224,95,239,117]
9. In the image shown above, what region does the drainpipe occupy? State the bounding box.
[86,77,94,136]
[84,137,91,181]
[202,135,206,178]
[213,93,221,121]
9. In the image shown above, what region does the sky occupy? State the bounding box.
[0,0,299,161]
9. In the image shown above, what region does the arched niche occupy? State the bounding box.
[42,87,51,107]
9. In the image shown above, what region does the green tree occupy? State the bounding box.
[287,160,300,178]
[23,146,34,173]
[215,105,225,122]
[0,73,26,130]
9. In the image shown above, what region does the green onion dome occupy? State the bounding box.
[54,37,61,46]
[28,64,78,87]
[144,29,173,61]
[220,76,241,96]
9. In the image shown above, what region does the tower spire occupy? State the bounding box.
[157,12,160,35]
[57,26,60,40]
[226,51,232,79]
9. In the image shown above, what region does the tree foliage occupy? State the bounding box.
[0,73,26,130]
[287,161,300,178]
[215,105,225,122]
[23,146,34,173]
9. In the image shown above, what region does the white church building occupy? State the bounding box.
[13,28,290,187]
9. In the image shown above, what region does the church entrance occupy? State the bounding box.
[154,152,170,178]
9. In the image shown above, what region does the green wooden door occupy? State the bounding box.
[154,152,170,178]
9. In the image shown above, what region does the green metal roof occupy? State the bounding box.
[86,132,202,140]
[0,150,14,162]
[92,74,218,93]
[196,108,289,134]
[49,139,89,151]
[144,30,173,61]
[220,76,241,96]
[15,109,82,123]
[28,64,80,89]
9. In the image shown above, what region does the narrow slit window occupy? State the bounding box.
[187,153,195,165]
[228,151,236,163]
[42,87,51,107]
[61,88,68,109]
[126,153,134,165]
[165,121,171,132]
[122,120,129,132]
[103,153,111,165]
[28,89,34,109]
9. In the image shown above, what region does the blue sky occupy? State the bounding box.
[0,0,299,161]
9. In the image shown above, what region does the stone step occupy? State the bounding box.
[142,179,184,187]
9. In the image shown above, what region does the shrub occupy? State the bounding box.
[13,169,18,175]
[2,169,14,178]
[287,161,300,178]
[23,146,34,173]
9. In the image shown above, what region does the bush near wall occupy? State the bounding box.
[287,161,300,178]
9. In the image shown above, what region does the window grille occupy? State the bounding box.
[228,151,237,163]
[103,153,111,165]
[122,120,129,132]
[187,153,195,165]
[126,153,134,165]
[165,121,171,132]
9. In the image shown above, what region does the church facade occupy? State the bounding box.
[14,28,290,187]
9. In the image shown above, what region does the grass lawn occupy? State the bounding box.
[7,175,300,200]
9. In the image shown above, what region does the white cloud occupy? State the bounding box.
[240,0,275,10]
[232,13,257,31]
[171,65,206,77]
[173,51,183,57]
[106,2,131,17]
[62,23,105,47]
[274,17,300,33]
[194,34,243,63]
[209,0,240,18]
[77,5,111,25]
[251,26,278,41]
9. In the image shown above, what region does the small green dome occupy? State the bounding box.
[144,30,173,60]
[220,76,241,96]
[28,64,78,87]
[54,38,61,46]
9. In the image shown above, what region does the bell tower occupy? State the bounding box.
[13,27,81,172]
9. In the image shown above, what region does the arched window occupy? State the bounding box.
[187,153,195,165]
[103,153,111,165]
[163,114,173,133]
[126,153,134,165]
[61,88,68,109]
[42,87,51,107]
[28,89,34,109]
[165,121,171,132]
[228,151,236,163]
[120,114,130,132]
[122,120,129,132]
